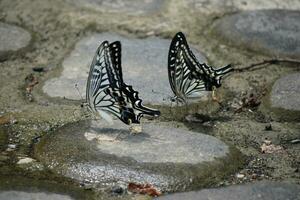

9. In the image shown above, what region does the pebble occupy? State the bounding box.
[17,157,35,165]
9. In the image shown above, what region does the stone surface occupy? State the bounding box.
[188,0,300,13]
[214,10,300,59]
[66,0,165,15]
[157,181,300,200]
[0,191,74,200]
[0,22,31,58]
[34,120,242,192]
[0,176,92,200]
[271,73,300,111]
[43,33,207,105]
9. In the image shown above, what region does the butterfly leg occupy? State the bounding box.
[212,86,221,104]
[128,119,142,134]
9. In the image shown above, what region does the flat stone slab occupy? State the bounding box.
[271,73,300,111]
[0,176,91,200]
[214,10,300,59]
[0,22,31,59]
[0,191,73,200]
[157,181,300,200]
[43,33,207,105]
[66,0,165,15]
[34,120,242,192]
[188,0,300,13]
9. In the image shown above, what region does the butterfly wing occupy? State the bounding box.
[86,41,124,122]
[108,42,161,123]
[168,32,206,101]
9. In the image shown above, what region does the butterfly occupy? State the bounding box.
[86,41,160,125]
[168,32,233,103]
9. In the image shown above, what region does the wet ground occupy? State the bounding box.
[0,0,299,199]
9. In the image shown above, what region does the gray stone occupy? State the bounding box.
[34,120,242,192]
[43,33,207,105]
[0,22,31,58]
[157,181,300,200]
[0,177,93,200]
[188,0,300,13]
[214,10,300,59]
[66,0,165,15]
[0,191,74,200]
[271,73,300,111]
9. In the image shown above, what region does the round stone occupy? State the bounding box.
[271,73,300,111]
[0,176,92,200]
[157,181,300,200]
[214,10,300,59]
[0,22,31,59]
[34,120,242,192]
[66,0,165,15]
[43,33,207,105]
[0,191,73,200]
[188,0,300,13]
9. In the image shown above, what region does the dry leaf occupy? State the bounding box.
[0,115,10,125]
[128,183,161,197]
[261,140,283,154]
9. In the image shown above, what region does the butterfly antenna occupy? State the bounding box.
[74,83,85,103]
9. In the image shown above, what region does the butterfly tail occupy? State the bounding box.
[216,64,233,76]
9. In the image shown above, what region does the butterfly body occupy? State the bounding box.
[168,32,233,103]
[86,41,160,125]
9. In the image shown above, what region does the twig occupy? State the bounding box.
[235,58,300,72]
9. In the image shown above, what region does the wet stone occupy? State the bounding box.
[34,120,241,192]
[188,0,300,13]
[271,73,300,111]
[0,191,74,200]
[157,181,300,200]
[214,10,300,59]
[66,0,165,15]
[0,176,91,200]
[0,22,31,59]
[43,33,207,105]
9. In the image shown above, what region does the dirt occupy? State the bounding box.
[0,0,299,199]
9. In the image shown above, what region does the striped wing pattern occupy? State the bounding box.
[86,41,123,121]
[86,41,160,125]
[168,32,233,102]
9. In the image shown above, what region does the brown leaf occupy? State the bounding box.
[261,140,284,154]
[0,115,10,125]
[25,74,39,93]
[128,182,161,197]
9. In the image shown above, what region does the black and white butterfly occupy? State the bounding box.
[86,41,160,125]
[168,32,233,103]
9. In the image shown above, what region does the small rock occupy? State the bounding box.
[265,124,272,131]
[290,139,300,144]
[7,144,16,149]
[236,173,245,179]
[32,67,46,72]
[17,157,35,164]
[111,186,124,195]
